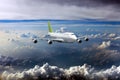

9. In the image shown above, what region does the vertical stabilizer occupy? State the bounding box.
[48,21,53,33]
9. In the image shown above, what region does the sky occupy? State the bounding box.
[0,0,120,20]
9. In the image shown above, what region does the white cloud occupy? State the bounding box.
[88,33,120,41]
[108,33,116,38]
[87,33,120,40]
[98,41,111,49]
[2,63,65,80]
[89,33,102,38]
[19,32,38,39]
[65,64,93,76]
[2,63,120,80]
[106,33,120,40]
[93,65,120,79]
[114,36,120,40]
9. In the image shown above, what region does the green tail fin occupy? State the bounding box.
[48,21,53,33]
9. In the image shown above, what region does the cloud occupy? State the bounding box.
[0,26,120,80]
[87,32,120,41]
[107,34,120,40]
[108,33,116,38]
[93,65,120,79]
[2,63,120,80]
[1,63,64,80]
[98,41,111,49]
[114,36,120,40]
[8,38,15,42]
[65,64,92,76]
[28,0,120,7]
[4,30,11,33]
[0,0,120,20]
[17,32,38,39]
[81,38,120,68]
[0,54,23,67]
[1,63,93,80]
[0,65,14,73]
[86,33,102,39]
[83,33,118,39]
[0,54,39,71]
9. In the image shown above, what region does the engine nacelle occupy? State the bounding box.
[77,39,82,43]
[84,37,89,41]
[48,40,52,44]
[32,39,38,43]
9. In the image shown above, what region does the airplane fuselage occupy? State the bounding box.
[48,32,77,43]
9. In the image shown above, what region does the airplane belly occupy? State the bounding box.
[63,37,76,43]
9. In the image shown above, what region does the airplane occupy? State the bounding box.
[32,21,89,44]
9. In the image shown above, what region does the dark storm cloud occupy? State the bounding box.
[96,0,120,5]
[39,0,120,7]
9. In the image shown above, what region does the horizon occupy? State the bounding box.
[0,19,120,25]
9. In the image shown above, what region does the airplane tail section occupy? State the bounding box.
[48,21,53,33]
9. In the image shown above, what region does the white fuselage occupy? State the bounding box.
[48,32,77,43]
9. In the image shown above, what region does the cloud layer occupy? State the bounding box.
[0,21,120,80]
[0,0,120,20]
[2,63,120,80]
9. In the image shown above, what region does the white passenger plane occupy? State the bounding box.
[32,21,89,44]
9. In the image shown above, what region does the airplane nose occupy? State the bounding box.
[73,36,77,40]
[75,37,77,40]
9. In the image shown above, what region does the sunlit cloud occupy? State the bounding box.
[2,63,120,80]
[98,41,111,49]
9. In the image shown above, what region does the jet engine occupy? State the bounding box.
[32,39,38,43]
[84,37,89,41]
[77,39,82,43]
[48,40,52,44]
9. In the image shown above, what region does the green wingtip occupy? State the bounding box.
[48,21,53,33]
